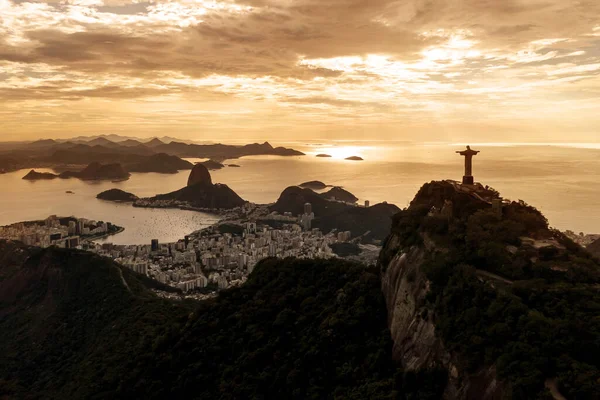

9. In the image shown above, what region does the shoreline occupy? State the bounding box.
[132,201,235,217]
[86,226,125,242]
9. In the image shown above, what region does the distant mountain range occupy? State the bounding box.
[51,134,209,145]
[0,136,304,174]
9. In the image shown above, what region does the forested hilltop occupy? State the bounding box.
[0,242,409,399]
[379,180,600,399]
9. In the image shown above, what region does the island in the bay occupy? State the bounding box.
[97,189,139,202]
[298,180,329,190]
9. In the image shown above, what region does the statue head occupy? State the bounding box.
[467,145,471,150]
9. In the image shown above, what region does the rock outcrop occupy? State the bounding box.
[377,181,506,399]
[187,163,213,186]
[379,232,503,400]
[320,186,359,203]
[272,186,399,243]
[271,186,346,216]
[377,180,600,399]
[148,164,244,209]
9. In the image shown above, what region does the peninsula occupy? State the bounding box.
[320,186,359,203]
[23,162,130,181]
[126,153,194,174]
[271,185,398,244]
[201,160,226,170]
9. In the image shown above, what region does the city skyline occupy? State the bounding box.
[1,0,599,142]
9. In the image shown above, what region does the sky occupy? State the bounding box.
[1,0,600,143]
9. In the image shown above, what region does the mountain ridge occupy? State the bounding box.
[0,136,305,174]
[0,241,403,399]
[378,180,600,399]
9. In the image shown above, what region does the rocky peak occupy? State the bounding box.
[377,180,599,399]
[187,163,213,187]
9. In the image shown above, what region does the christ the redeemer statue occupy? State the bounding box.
[456,146,480,185]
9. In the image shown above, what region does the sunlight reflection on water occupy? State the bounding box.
[1,142,599,240]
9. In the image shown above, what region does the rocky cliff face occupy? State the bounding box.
[378,180,600,400]
[587,238,600,258]
[380,231,504,400]
[378,180,507,399]
[187,163,213,186]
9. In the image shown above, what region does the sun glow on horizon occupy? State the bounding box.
[0,0,600,142]
[310,146,371,160]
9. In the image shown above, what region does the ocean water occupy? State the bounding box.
[210,142,600,234]
[0,170,219,245]
[0,142,598,244]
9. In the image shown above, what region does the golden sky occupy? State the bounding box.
[1,0,600,142]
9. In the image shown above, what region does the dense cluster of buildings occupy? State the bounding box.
[86,217,350,299]
[0,202,358,299]
[0,215,119,248]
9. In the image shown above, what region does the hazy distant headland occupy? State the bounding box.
[24,162,131,182]
[0,135,305,175]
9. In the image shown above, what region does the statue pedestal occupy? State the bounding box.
[462,176,474,185]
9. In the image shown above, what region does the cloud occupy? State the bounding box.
[0,0,600,141]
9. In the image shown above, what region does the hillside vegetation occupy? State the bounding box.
[0,242,411,399]
[380,181,600,399]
